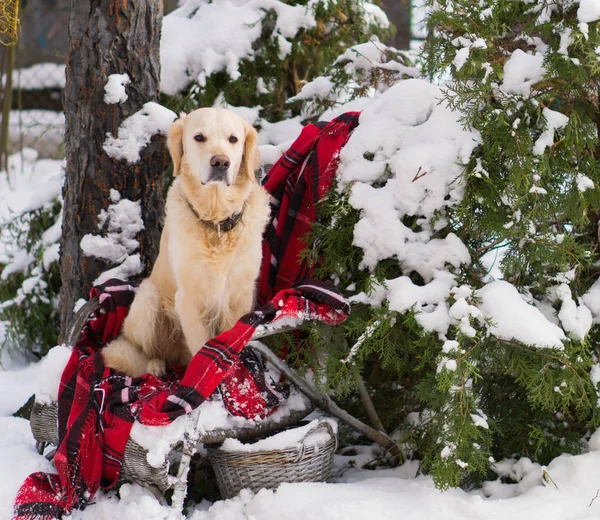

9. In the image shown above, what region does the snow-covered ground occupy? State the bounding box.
[2,354,600,520]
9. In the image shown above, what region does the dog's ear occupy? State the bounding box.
[168,117,185,176]
[241,122,260,183]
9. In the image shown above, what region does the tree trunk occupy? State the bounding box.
[379,0,412,50]
[59,0,168,339]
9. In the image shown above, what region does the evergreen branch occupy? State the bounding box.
[503,339,580,379]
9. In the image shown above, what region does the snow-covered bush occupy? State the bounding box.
[160,0,392,123]
[295,0,600,490]
[0,150,64,358]
[290,40,420,118]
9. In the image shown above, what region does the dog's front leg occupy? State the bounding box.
[175,289,211,357]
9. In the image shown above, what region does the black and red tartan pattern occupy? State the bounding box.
[257,112,361,305]
[13,112,360,520]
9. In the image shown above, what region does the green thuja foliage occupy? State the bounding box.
[0,200,62,359]
[163,0,392,122]
[425,0,600,293]
[422,0,600,471]
[291,41,418,118]
[290,0,600,490]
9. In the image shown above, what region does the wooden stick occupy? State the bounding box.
[251,342,404,463]
[355,372,388,434]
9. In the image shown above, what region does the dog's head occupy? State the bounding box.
[168,108,259,187]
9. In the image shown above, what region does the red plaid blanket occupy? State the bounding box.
[258,112,360,304]
[13,112,360,519]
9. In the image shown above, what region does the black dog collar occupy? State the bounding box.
[184,195,246,237]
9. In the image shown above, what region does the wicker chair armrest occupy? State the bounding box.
[66,296,100,347]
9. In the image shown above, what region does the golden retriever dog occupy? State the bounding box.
[102,108,270,377]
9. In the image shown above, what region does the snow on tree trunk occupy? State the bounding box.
[59,0,168,338]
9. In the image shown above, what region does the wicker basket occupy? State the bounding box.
[207,419,337,499]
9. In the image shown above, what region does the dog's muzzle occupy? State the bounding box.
[208,155,231,184]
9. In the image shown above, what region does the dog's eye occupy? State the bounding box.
[194,134,206,143]
[229,136,238,144]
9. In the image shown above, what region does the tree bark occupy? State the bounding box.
[379,0,412,50]
[59,0,168,339]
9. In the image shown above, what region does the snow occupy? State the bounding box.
[576,173,594,192]
[104,73,131,104]
[589,428,600,451]
[259,142,295,168]
[130,388,311,468]
[0,152,64,315]
[160,0,317,95]
[3,3,600,517]
[220,418,336,453]
[477,281,566,349]
[258,116,304,147]
[59,452,600,520]
[290,40,421,120]
[103,102,177,164]
[578,0,600,23]
[94,254,144,287]
[30,345,73,405]
[451,37,486,71]
[553,283,592,341]
[453,46,471,71]
[81,190,145,286]
[386,271,456,335]
[337,78,478,336]
[0,418,55,520]
[2,326,600,519]
[558,27,574,57]
[0,149,64,220]
[1,63,66,90]
[529,185,548,195]
[532,108,569,156]
[1,363,599,520]
[328,40,420,96]
[213,94,262,126]
[500,49,545,99]
[8,110,64,158]
[290,76,335,102]
[361,2,390,29]
[583,278,600,324]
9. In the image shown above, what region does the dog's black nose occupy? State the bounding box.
[210,155,230,169]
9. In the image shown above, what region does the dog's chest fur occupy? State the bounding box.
[163,182,270,321]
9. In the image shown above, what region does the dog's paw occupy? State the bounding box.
[146,358,167,377]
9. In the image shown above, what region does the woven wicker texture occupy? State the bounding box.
[207,420,337,499]
[30,401,172,491]
[0,0,19,45]
[30,402,59,445]
[29,395,314,492]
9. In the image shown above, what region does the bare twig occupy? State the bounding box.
[412,166,429,182]
[251,342,405,463]
[355,372,388,434]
